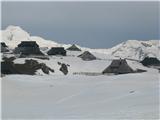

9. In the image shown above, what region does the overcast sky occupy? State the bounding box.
[2,1,159,48]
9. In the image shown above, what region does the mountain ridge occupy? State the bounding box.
[1,25,159,60]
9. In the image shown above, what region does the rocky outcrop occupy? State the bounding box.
[40,63,54,74]
[59,64,68,75]
[1,42,9,52]
[58,62,69,75]
[1,57,54,75]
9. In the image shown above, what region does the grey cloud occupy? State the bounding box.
[2,1,159,48]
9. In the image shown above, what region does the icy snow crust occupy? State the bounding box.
[1,26,159,119]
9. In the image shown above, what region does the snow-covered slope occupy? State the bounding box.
[1,25,159,60]
[1,26,60,48]
[110,40,160,60]
[2,70,159,119]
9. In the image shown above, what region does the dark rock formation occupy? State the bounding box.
[135,69,147,73]
[1,42,9,52]
[1,57,17,74]
[40,63,54,74]
[1,57,54,75]
[57,62,61,65]
[59,63,68,75]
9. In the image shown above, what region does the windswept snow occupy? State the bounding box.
[2,71,159,119]
[110,40,160,60]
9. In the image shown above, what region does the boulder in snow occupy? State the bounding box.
[1,57,54,75]
[59,63,68,75]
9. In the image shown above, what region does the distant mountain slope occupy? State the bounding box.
[1,26,60,48]
[110,40,160,60]
[1,25,159,60]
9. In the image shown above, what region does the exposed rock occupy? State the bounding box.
[1,58,17,74]
[1,42,9,52]
[1,42,8,47]
[1,57,54,75]
[40,63,54,74]
[3,56,16,62]
[57,62,62,65]
[135,69,147,73]
[67,64,70,67]
[141,42,152,47]
[59,63,68,75]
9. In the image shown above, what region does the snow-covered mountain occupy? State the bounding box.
[1,26,60,48]
[110,40,160,60]
[1,25,159,60]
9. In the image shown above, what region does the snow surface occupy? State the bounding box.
[2,71,159,119]
[2,51,160,119]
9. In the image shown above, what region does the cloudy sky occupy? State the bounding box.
[2,1,159,48]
